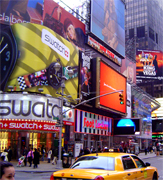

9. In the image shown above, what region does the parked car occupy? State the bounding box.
[50,152,159,180]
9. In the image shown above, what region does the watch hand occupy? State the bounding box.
[0,44,8,54]
[0,37,4,45]
[53,73,61,83]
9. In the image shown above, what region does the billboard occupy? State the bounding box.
[1,23,79,101]
[121,56,136,84]
[0,0,43,25]
[95,58,126,114]
[113,118,140,135]
[136,49,163,81]
[91,0,125,57]
[43,0,85,51]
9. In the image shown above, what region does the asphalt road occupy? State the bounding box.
[15,156,163,180]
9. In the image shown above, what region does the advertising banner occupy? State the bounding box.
[79,51,92,101]
[43,0,85,51]
[87,35,122,66]
[3,23,79,101]
[96,59,126,114]
[74,109,112,136]
[0,0,43,25]
[121,56,136,84]
[0,119,59,132]
[136,49,163,81]
[91,0,125,57]
[141,118,152,139]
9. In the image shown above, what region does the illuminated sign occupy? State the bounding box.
[90,0,125,57]
[87,36,121,66]
[75,109,112,136]
[0,119,59,132]
[96,59,126,114]
[136,49,163,81]
[0,93,60,121]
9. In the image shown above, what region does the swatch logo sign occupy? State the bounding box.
[42,29,70,61]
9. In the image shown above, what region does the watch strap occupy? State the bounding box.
[17,69,48,90]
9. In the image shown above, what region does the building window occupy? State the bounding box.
[129,28,134,38]
[156,33,158,44]
[149,27,155,41]
[137,26,145,38]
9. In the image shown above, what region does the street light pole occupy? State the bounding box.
[57,78,65,169]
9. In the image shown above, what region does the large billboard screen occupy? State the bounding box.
[136,49,163,82]
[96,58,126,114]
[91,0,125,57]
[43,0,85,51]
[113,118,140,135]
[0,0,43,25]
[1,23,79,101]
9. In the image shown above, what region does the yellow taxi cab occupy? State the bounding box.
[50,152,159,180]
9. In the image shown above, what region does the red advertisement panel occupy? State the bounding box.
[43,0,85,51]
[99,61,126,114]
[0,119,59,132]
[0,0,43,25]
[136,49,163,81]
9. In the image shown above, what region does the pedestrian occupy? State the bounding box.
[47,148,52,163]
[145,147,147,155]
[84,147,90,155]
[7,146,12,162]
[33,148,40,168]
[0,161,15,180]
[41,145,45,161]
[156,143,160,156]
[27,148,33,167]
[23,146,28,166]
[78,149,84,157]
[52,147,58,165]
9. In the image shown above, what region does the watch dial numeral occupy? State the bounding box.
[5,51,11,61]
[3,65,6,71]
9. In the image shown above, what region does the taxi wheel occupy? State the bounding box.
[152,172,158,180]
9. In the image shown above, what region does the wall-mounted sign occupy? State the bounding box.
[0,119,59,132]
[0,93,60,121]
[87,36,122,66]
[74,109,112,136]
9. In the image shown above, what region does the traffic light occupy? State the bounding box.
[119,93,124,104]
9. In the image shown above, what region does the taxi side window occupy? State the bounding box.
[131,155,146,168]
[122,156,136,170]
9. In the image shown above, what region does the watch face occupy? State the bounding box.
[0,29,17,90]
[47,62,62,89]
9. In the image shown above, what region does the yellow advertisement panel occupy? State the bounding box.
[7,23,79,100]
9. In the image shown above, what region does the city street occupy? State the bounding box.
[12,153,163,180]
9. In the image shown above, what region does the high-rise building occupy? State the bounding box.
[125,0,163,98]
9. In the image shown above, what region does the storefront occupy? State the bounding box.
[0,92,61,159]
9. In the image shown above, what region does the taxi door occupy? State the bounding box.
[122,156,139,180]
[130,155,151,180]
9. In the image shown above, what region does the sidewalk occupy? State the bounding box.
[11,152,158,173]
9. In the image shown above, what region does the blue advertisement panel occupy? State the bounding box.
[91,0,125,57]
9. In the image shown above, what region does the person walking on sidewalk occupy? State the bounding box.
[41,145,45,161]
[47,148,52,163]
[33,148,39,168]
[23,147,28,166]
[27,148,34,167]
[52,147,58,165]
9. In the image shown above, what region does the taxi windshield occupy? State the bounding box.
[71,156,115,170]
